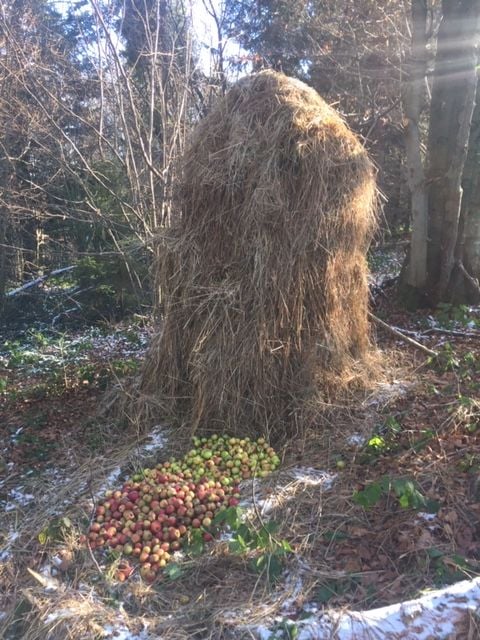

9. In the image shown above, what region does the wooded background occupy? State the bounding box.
[1,0,479,322]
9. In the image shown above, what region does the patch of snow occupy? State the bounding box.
[414,511,440,533]
[3,486,35,511]
[141,426,168,453]
[0,529,20,561]
[250,576,480,639]
[346,433,366,447]
[10,426,23,443]
[43,467,67,481]
[96,467,123,497]
[38,563,62,591]
[366,381,410,409]
[255,626,273,640]
[256,468,336,516]
[416,512,436,522]
[24,564,62,592]
[102,623,151,639]
[289,467,336,488]
[280,572,304,615]
[44,608,76,624]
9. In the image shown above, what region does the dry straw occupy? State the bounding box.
[140,70,378,440]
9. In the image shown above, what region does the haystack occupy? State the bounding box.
[140,70,377,440]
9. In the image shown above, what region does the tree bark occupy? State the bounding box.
[453,80,480,302]
[403,0,429,289]
[426,0,480,303]
[0,209,7,310]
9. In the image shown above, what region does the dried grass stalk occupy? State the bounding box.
[140,70,378,439]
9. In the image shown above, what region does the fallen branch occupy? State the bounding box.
[423,326,480,338]
[385,325,479,339]
[5,266,75,298]
[368,311,438,357]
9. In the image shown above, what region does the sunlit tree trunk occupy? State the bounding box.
[425,0,480,303]
[402,0,428,289]
[404,0,480,305]
[453,84,480,302]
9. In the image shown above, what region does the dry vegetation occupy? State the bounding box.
[1,300,480,639]
[2,72,480,640]
[138,71,378,441]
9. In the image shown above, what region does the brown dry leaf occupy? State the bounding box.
[396,532,414,553]
[357,545,373,560]
[455,526,474,551]
[416,528,434,549]
[348,527,371,537]
[344,557,363,572]
[442,510,459,525]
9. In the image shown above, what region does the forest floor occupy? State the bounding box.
[1,260,480,639]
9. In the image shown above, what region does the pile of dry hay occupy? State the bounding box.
[140,70,377,440]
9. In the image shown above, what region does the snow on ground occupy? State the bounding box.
[5,456,480,639]
[0,529,19,562]
[95,424,169,497]
[252,467,336,516]
[0,324,152,377]
[346,433,366,447]
[101,623,151,640]
[252,577,480,639]
[140,425,169,453]
[3,486,35,511]
[366,381,411,409]
[96,467,124,497]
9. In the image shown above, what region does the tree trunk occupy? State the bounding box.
[0,209,7,310]
[426,0,480,303]
[402,0,429,289]
[451,81,480,303]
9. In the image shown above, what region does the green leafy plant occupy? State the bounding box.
[426,548,480,586]
[317,576,361,604]
[353,476,438,512]
[458,453,480,473]
[164,562,185,581]
[428,342,460,373]
[390,477,428,509]
[74,254,149,322]
[409,429,435,452]
[270,619,300,639]
[435,303,479,329]
[213,506,293,583]
[359,416,402,463]
[38,516,73,544]
[352,480,384,508]
[456,353,480,387]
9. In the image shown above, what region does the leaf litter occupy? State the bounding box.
[1,304,480,638]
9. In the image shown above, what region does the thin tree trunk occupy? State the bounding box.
[426,0,480,303]
[454,82,480,302]
[403,0,428,289]
[0,209,7,309]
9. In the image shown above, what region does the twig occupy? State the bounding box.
[368,311,438,357]
[423,327,479,338]
[456,260,480,297]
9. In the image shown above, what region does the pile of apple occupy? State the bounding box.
[84,435,280,582]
